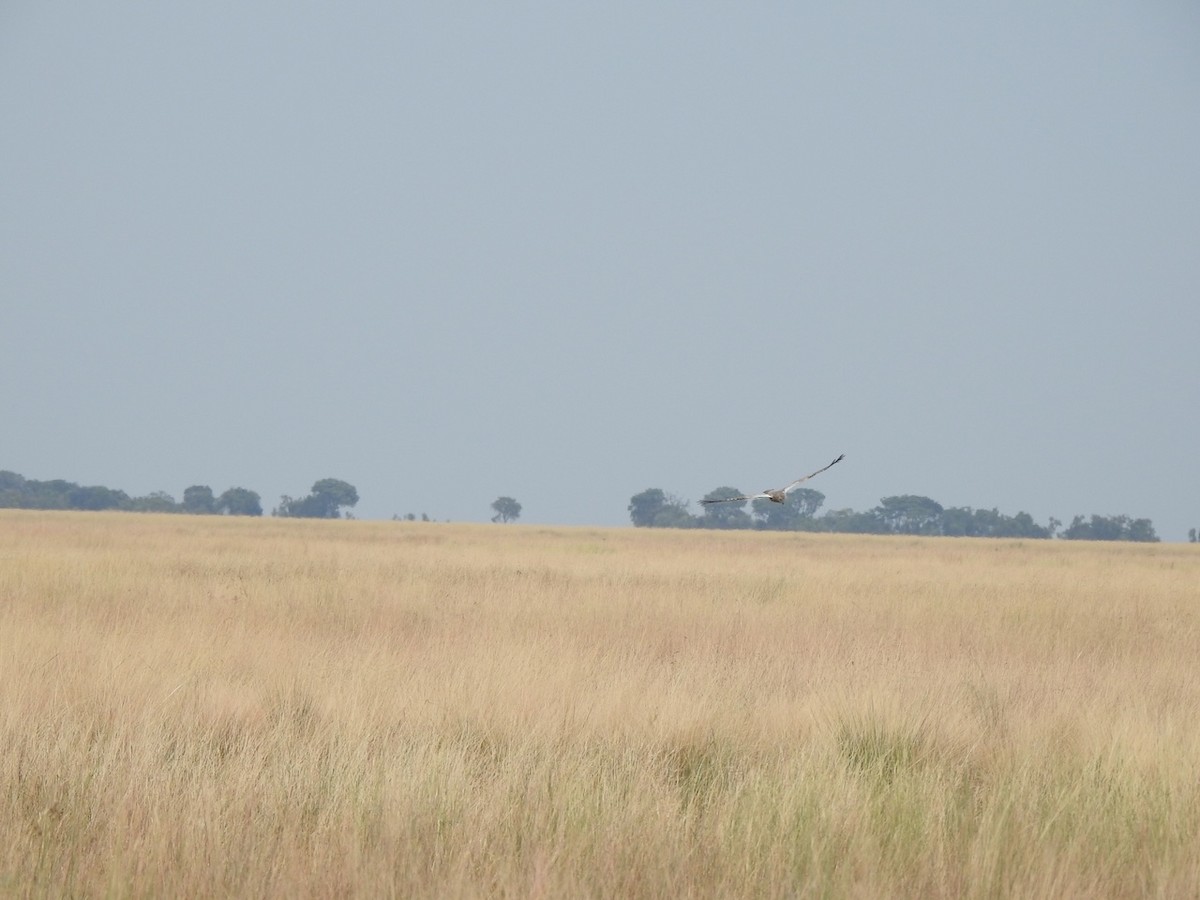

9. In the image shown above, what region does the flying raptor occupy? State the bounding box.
[700,453,845,505]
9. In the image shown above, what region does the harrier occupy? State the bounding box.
[700,453,845,505]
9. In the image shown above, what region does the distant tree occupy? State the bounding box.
[277,478,359,518]
[820,507,886,534]
[652,504,697,528]
[1007,511,1052,538]
[1061,516,1088,540]
[752,488,825,531]
[1061,514,1159,542]
[648,508,686,528]
[627,489,696,527]
[313,478,358,513]
[628,488,669,527]
[787,487,825,520]
[182,485,216,514]
[939,506,980,537]
[1189,527,1197,543]
[752,497,804,531]
[1088,515,1123,541]
[939,507,1051,539]
[1125,518,1159,542]
[874,495,944,535]
[275,495,317,517]
[700,487,753,529]
[0,471,26,507]
[22,479,77,509]
[67,485,129,511]
[491,496,522,523]
[128,491,178,513]
[216,487,263,516]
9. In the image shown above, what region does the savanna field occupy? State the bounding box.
[2,511,1199,898]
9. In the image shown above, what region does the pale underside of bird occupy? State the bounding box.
[700,453,846,504]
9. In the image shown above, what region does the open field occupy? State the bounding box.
[2,511,1199,898]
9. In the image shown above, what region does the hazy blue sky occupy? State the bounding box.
[3,3,1198,537]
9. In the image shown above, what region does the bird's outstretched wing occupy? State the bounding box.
[700,492,767,505]
[781,453,846,494]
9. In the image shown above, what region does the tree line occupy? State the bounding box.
[0,469,515,524]
[0,470,360,520]
[0,467,1178,540]
[628,486,1163,542]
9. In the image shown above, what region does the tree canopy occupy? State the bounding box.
[275,479,359,519]
[0,470,263,517]
[1060,514,1158,542]
[490,497,522,523]
[182,485,216,514]
[700,488,753,530]
[629,489,693,528]
[626,486,1152,542]
[217,487,263,517]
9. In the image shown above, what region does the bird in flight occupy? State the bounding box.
[700,453,845,505]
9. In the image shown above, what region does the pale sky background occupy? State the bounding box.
[2,3,1198,538]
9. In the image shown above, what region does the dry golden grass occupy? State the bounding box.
[2,510,1199,898]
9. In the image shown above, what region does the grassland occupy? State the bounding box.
[2,510,1199,898]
